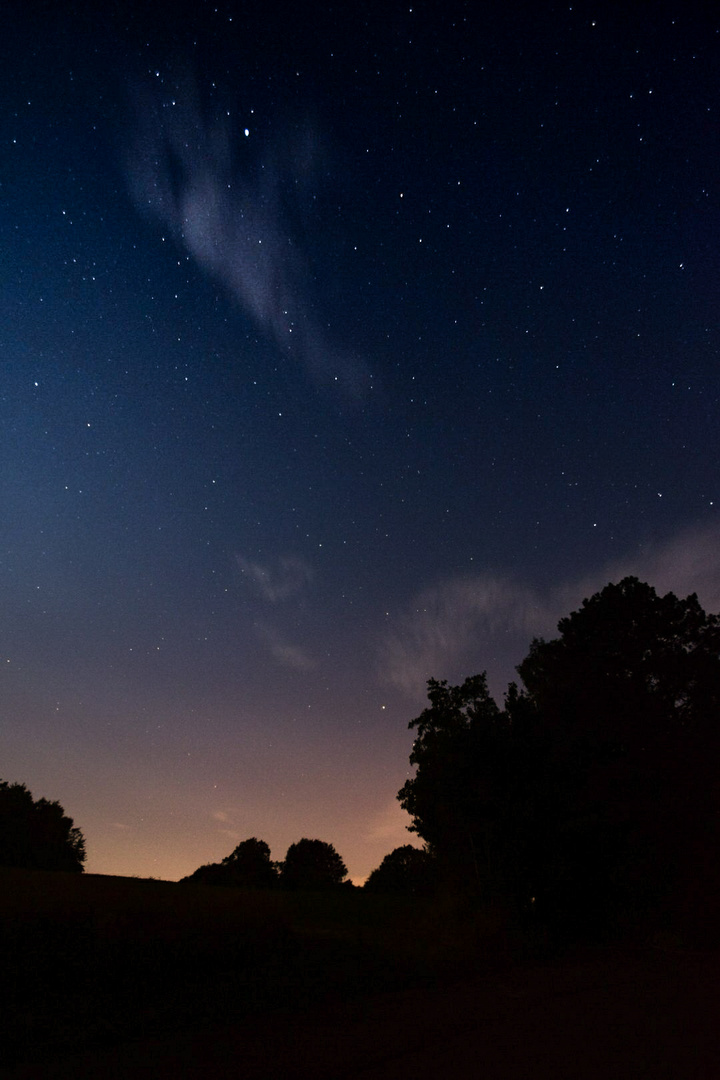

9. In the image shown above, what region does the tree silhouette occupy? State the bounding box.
[515,577,720,936]
[0,780,86,872]
[398,673,515,896]
[398,578,720,939]
[220,837,279,888]
[181,837,278,888]
[364,844,436,895]
[281,838,348,890]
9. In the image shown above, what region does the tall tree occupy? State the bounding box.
[516,578,720,934]
[398,579,720,939]
[397,674,515,896]
[0,780,86,872]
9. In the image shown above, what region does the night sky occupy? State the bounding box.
[2,2,719,883]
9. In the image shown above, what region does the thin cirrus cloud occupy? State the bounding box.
[380,521,720,702]
[235,553,316,670]
[556,521,720,626]
[255,622,317,672]
[125,74,371,395]
[211,810,241,843]
[236,553,313,603]
[379,574,550,701]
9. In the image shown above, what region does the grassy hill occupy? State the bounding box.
[4,867,719,1076]
[2,866,509,1069]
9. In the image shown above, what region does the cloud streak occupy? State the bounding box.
[236,553,313,602]
[379,575,549,700]
[258,624,316,672]
[126,74,370,394]
[234,552,316,670]
[380,521,720,701]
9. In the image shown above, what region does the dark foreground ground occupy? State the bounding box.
[6,945,719,1079]
[3,869,719,1078]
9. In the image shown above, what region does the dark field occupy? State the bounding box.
[2,868,719,1078]
[1,867,508,1069]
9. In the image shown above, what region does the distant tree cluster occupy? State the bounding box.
[398,578,720,940]
[182,836,348,891]
[0,781,86,873]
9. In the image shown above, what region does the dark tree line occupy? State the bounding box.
[0,781,86,873]
[5,575,717,939]
[398,578,720,940]
[182,836,348,891]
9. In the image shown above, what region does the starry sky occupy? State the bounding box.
[2,1,719,883]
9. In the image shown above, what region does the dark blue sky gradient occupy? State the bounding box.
[2,1,718,881]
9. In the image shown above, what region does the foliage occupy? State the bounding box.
[0,780,85,873]
[516,577,720,936]
[398,673,517,896]
[220,837,279,887]
[398,578,720,940]
[180,837,279,888]
[518,576,720,743]
[281,838,348,890]
[364,844,437,895]
[181,837,350,892]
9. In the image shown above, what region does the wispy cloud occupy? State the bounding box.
[267,640,316,671]
[379,574,550,700]
[586,521,720,612]
[234,552,316,668]
[236,553,313,602]
[255,621,316,671]
[380,521,720,701]
[216,828,241,842]
[125,74,371,395]
[211,809,241,843]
